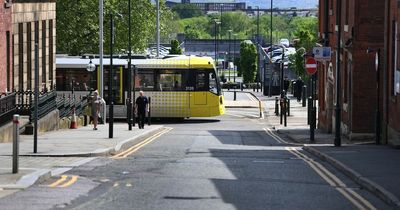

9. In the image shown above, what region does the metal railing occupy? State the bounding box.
[56,93,89,118]
[0,92,17,126]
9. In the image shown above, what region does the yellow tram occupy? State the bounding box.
[56,55,225,118]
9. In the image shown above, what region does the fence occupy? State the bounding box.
[0,92,16,126]
[56,93,89,118]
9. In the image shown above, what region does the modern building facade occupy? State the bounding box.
[317,0,385,140]
[11,0,56,92]
[0,1,12,92]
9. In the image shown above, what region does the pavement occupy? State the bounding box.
[0,123,163,193]
[244,89,400,209]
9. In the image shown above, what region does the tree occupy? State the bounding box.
[239,41,258,83]
[169,40,182,54]
[56,0,173,55]
[289,28,317,80]
[172,4,203,19]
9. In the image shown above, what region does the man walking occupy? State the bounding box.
[135,91,149,129]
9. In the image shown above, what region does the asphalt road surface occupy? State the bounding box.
[0,107,390,210]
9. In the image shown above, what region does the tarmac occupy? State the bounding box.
[0,89,400,209]
[249,89,400,209]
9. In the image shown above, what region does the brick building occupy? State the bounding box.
[0,1,12,92]
[317,0,385,140]
[11,0,56,91]
[384,0,400,145]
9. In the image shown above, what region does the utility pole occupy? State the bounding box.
[109,13,114,139]
[99,0,106,124]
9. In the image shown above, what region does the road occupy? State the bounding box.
[0,102,390,209]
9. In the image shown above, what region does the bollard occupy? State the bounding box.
[307,97,312,125]
[234,91,237,101]
[280,97,283,125]
[287,98,290,116]
[284,98,287,127]
[13,114,20,174]
[302,85,307,107]
[259,100,263,118]
[310,107,316,142]
[275,97,279,116]
[148,97,151,126]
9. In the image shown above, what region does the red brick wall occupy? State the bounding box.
[386,0,400,142]
[0,4,12,92]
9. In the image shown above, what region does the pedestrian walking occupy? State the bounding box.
[91,90,102,130]
[135,91,149,129]
[295,77,304,102]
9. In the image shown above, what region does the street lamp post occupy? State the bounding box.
[127,0,133,130]
[270,0,274,97]
[214,19,221,72]
[109,13,115,139]
[86,59,96,94]
[334,0,342,147]
[256,6,260,92]
[228,29,232,82]
[367,48,381,145]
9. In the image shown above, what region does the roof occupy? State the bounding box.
[56,55,215,70]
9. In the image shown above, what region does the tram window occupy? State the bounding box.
[195,72,207,91]
[209,72,218,94]
[137,73,154,91]
[157,73,183,91]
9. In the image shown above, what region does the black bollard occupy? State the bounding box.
[234,91,237,101]
[307,97,312,125]
[284,98,287,127]
[302,85,307,107]
[275,97,279,116]
[287,98,290,116]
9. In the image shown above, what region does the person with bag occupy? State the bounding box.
[91,90,102,130]
[135,91,149,129]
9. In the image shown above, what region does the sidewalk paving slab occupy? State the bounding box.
[0,123,164,193]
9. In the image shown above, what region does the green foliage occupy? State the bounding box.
[169,40,182,54]
[172,4,203,19]
[56,0,173,55]
[288,18,318,80]
[239,42,258,83]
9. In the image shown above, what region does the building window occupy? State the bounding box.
[6,31,11,92]
[49,19,53,89]
[394,20,400,95]
[42,20,47,90]
[27,22,32,90]
[18,23,23,91]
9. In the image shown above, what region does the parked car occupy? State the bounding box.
[280,38,290,47]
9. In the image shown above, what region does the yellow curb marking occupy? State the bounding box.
[59,176,78,188]
[286,147,376,210]
[264,128,375,210]
[112,127,173,159]
[48,175,79,188]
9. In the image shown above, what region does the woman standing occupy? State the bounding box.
[91,90,102,130]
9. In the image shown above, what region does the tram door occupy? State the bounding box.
[194,72,207,105]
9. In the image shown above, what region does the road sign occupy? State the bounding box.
[313,47,331,61]
[305,57,317,75]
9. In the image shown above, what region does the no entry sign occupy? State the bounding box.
[305,57,317,75]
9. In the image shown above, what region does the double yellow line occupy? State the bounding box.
[48,175,78,188]
[264,128,376,210]
[112,127,173,159]
[286,147,376,210]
